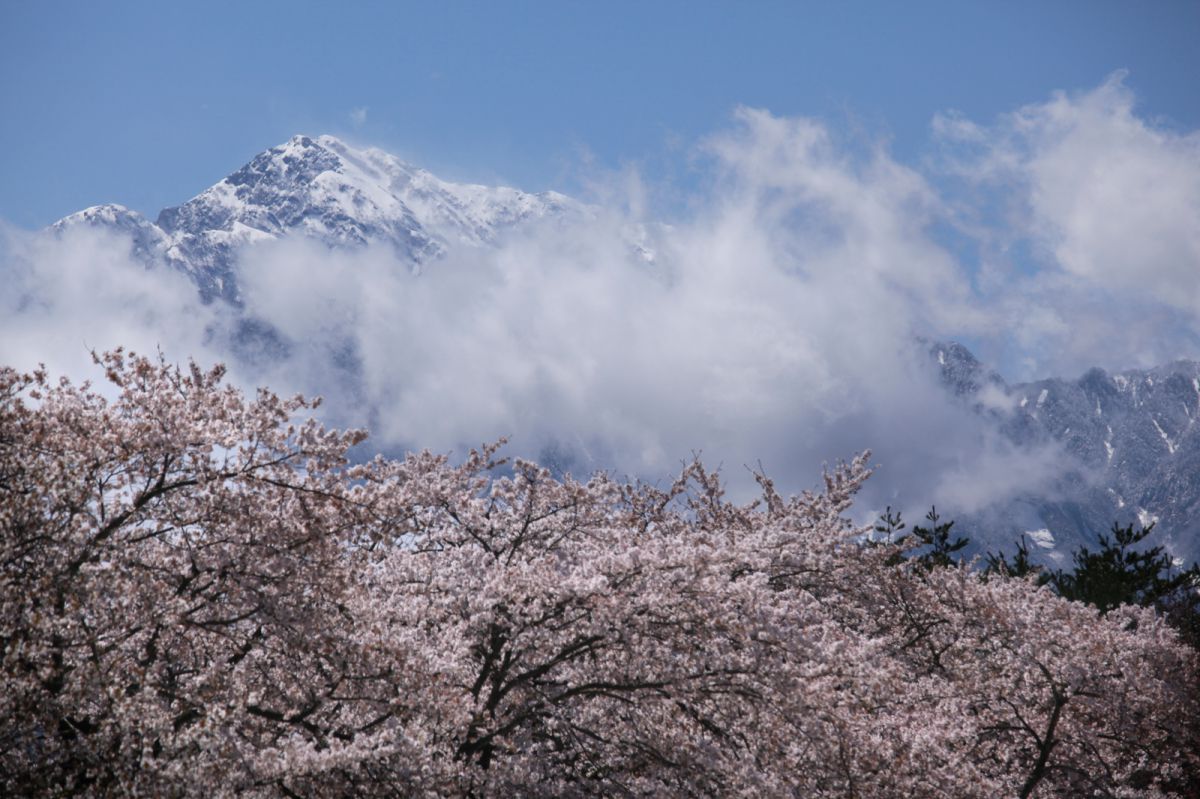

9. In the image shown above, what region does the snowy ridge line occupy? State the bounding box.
[51,134,583,302]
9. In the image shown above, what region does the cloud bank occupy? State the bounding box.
[2,75,1197,520]
[0,224,223,384]
[935,72,1200,374]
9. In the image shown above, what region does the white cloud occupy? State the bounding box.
[229,108,1062,512]
[0,224,223,386]
[931,432,1066,515]
[350,107,368,128]
[1019,75,1200,310]
[6,77,1196,520]
[935,72,1200,375]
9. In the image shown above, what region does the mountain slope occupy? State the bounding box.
[55,135,578,301]
[932,342,1200,565]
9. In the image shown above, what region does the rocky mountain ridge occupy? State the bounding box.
[931,342,1200,565]
[53,134,578,301]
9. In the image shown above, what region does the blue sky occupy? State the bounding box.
[3,0,1200,515]
[2,0,1198,228]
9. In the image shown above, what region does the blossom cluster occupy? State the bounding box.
[1,352,1195,796]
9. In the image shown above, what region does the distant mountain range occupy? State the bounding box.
[48,135,1200,566]
[931,341,1200,566]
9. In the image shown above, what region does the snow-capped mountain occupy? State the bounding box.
[931,342,1200,566]
[53,135,579,301]
[51,203,175,265]
[46,138,1200,566]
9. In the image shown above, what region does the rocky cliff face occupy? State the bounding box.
[932,342,1200,565]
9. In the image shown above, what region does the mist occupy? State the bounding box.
[3,75,1197,521]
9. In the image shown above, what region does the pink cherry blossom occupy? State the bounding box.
[2,352,1195,796]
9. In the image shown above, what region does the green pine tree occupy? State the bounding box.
[984,535,1050,584]
[1048,521,1200,615]
[874,506,969,570]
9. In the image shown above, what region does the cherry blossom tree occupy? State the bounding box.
[2,352,1196,796]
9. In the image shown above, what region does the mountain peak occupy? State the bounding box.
[55,203,145,227]
[50,135,577,302]
[49,203,174,270]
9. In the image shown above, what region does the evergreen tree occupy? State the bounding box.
[1048,522,1200,615]
[985,536,1050,584]
[884,506,969,569]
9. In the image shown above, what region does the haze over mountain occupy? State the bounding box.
[16,100,1200,567]
[931,342,1200,564]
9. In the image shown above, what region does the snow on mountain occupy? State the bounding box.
[45,142,1200,567]
[931,341,1200,565]
[54,135,580,301]
[51,203,174,266]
